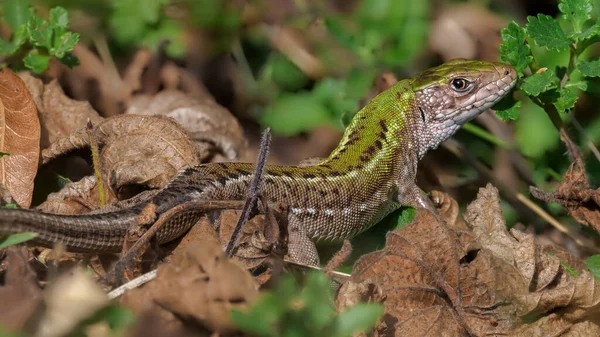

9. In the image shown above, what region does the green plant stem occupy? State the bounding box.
[462,123,513,150]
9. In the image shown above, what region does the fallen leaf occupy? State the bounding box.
[348,184,600,337]
[121,242,259,333]
[126,90,246,162]
[0,67,41,208]
[19,72,103,149]
[41,114,200,192]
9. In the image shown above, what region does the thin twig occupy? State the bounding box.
[571,117,600,163]
[226,128,272,257]
[107,269,157,299]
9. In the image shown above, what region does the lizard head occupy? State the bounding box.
[410,58,517,152]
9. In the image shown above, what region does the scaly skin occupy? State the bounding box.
[0,59,517,266]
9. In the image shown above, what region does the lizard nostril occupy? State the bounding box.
[504,70,509,75]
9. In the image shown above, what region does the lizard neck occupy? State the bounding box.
[320,79,424,181]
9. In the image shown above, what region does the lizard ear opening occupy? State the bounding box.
[419,106,426,123]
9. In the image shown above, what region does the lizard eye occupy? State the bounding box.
[450,78,471,92]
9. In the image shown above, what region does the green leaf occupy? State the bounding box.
[60,53,80,68]
[520,69,559,96]
[526,14,571,51]
[300,272,335,329]
[140,20,185,58]
[332,303,383,337]
[109,0,168,44]
[559,0,592,32]
[553,87,579,112]
[49,6,69,28]
[493,95,522,121]
[0,232,39,248]
[2,0,32,32]
[499,21,532,75]
[261,93,332,136]
[27,15,52,48]
[2,203,18,209]
[577,59,600,77]
[394,207,417,229]
[51,31,79,58]
[269,53,309,91]
[586,255,600,279]
[23,51,50,73]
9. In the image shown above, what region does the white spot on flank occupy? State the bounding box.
[324,209,334,216]
[343,207,352,215]
[291,207,303,215]
[307,208,317,215]
[360,203,367,211]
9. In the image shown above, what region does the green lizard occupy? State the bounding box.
[0,59,517,267]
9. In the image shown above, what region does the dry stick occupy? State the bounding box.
[86,119,107,206]
[225,128,272,257]
[444,139,600,253]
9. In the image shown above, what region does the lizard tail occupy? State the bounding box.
[0,208,138,253]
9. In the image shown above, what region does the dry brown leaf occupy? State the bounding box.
[0,67,41,208]
[42,114,200,192]
[0,247,43,333]
[531,159,600,234]
[121,242,259,333]
[35,176,110,215]
[348,184,600,337]
[126,90,246,162]
[18,72,103,149]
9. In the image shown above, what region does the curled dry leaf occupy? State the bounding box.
[126,90,246,162]
[121,242,259,333]
[531,159,600,235]
[18,72,103,149]
[0,67,41,208]
[349,184,599,337]
[42,114,200,191]
[35,176,109,215]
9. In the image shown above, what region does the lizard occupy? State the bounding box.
[0,59,517,267]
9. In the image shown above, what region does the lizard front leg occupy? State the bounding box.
[287,219,320,266]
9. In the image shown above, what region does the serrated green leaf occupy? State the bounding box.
[569,22,600,41]
[520,69,559,96]
[586,255,600,279]
[553,87,579,112]
[559,0,592,32]
[49,6,69,28]
[23,51,50,73]
[578,59,600,77]
[493,95,522,121]
[332,303,383,337]
[261,93,332,136]
[0,232,38,248]
[526,14,571,51]
[499,22,532,75]
[2,0,32,32]
[51,31,79,58]
[27,16,52,48]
